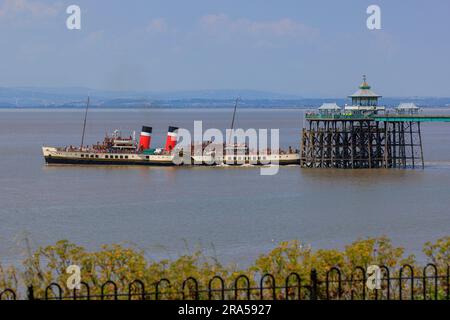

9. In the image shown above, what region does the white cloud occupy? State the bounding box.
[370,30,399,58]
[85,30,104,44]
[0,0,60,19]
[146,18,169,34]
[199,14,319,41]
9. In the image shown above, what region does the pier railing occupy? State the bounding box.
[304,113,372,120]
[304,112,450,122]
[1,264,449,300]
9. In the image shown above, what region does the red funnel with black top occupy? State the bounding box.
[165,126,178,151]
[139,126,152,150]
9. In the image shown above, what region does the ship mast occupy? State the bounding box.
[80,96,90,150]
[228,97,240,144]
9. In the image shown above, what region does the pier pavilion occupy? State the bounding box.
[300,76,450,169]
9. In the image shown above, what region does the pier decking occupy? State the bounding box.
[305,113,450,122]
[372,115,450,122]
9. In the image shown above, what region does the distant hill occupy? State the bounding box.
[0,87,302,107]
[0,87,449,108]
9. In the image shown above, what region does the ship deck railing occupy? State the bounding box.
[55,147,299,156]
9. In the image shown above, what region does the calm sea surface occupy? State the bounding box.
[1,108,450,266]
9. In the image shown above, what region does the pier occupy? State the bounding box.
[300,77,450,169]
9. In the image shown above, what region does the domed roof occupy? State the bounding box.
[348,75,382,98]
[359,76,371,90]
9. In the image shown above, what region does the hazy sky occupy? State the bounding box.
[1,0,449,97]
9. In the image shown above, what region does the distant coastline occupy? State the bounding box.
[1,87,450,109]
[1,103,450,110]
[1,98,450,109]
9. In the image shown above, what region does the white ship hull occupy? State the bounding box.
[43,147,300,166]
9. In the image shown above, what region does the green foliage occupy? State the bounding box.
[0,236,449,299]
[424,236,450,267]
[250,237,415,279]
[0,264,18,293]
[19,240,235,299]
[249,237,418,299]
